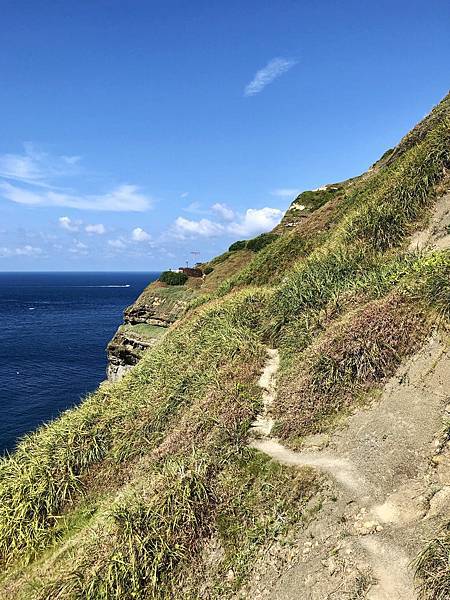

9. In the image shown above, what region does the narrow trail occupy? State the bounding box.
[247,345,449,599]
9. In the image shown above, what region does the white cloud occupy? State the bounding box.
[172,206,283,239]
[131,227,151,242]
[180,192,189,198]
[59,216,80,232]
[108,238,127,249]
[228,207,283,236]
[85,223,106,235]
[62,155,81,165]
[69,240,88,254]
[0,144,153,212]
[212,202,235,221]
[0,143,79,187]
[244,57,297,96]
[271,188,300,198]
[0,244,43,258]
[184,201,208,215]
[0,182,152,212]
[174,216,224,238]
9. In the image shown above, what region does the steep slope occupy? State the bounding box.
[0,92,449,600]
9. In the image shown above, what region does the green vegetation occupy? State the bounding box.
[120,323,166,340]
[0,93,449,599]
[228,235,280,253]
[159,271,188,285]
[228,240,247,252]
[415,514,450,600]
[246,232,279,252]
[294,187,339,211]
[274,293,428,442]
[413,422,450,600]
[203,265,214,275]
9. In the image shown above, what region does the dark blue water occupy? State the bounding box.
[0,272,159,454]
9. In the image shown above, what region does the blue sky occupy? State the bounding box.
[1,0,449,271]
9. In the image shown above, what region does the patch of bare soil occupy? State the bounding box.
[409,190,450,252]
[243,337,450,599]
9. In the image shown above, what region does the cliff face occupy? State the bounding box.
[107,323,165,381]
[107,283,193,380]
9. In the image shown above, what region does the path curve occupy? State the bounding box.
[248,347,426,600]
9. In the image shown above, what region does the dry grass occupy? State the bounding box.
[414,530,450,600]
[275,294,428,443]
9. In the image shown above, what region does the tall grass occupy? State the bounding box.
[0,288,267,565]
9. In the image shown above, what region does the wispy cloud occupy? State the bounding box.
[0,143,79,188]
[271,188,300,198]
[108,238,127,249]
[0,144,153,212]
[244,57,297,97]
[211,202,235,221]
[0,182,152,212]
[69,240,88,255]
[0,244,43,258]
[183,201,210,215]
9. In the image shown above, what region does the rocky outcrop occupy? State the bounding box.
[124,303,178,327]
[107,325,163,381]
[106,283,193,381]
[274,184,344,232]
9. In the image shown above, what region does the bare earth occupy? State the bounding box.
[244,336,450,600]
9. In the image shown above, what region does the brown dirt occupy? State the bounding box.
[244,338,450,599]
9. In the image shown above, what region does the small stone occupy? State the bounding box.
[358,520,380,535]
[432,455,444,465]
[327,557,337,575]
[226,569,235,582]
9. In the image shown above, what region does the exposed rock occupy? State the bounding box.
[107,326,163,381]
[106,283,192,381]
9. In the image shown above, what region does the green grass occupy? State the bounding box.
[1,92,449,599]
[132,283,195,306]
[414,421,450,600]
[119,323,166,339]
[414,526,450,599]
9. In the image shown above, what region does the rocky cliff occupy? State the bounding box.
[106,283,194,380]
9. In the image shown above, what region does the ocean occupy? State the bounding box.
[0,271,158,455]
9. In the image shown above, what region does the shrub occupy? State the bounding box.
[246,233,279,253]
[414,528,450,600]
[229,240,247,252]
[159,271,188,286]
[275,294,428,441]
[203,266,214,275]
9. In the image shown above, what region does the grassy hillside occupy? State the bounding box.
[1,93,449,599]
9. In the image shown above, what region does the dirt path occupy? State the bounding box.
[246,340,450,599]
